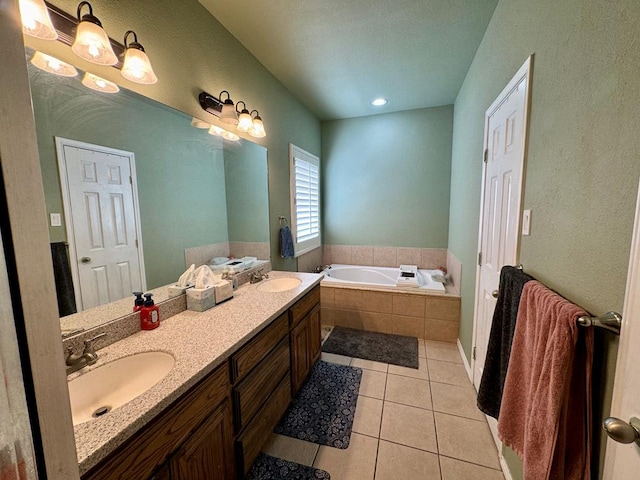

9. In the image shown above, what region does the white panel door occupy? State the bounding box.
[472,57,532,443]
[57,139,144,311]
[603,180,640,479]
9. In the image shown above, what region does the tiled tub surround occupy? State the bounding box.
[323,245,448,270]
[321,285,460,342]
[68,271,322,475]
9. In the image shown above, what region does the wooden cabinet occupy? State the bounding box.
[289,286,322,396]
[82,362,233,480]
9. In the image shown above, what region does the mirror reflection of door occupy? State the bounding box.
[56,137,146,311]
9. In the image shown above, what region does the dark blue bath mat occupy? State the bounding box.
[274,361,362,449]
[246,453,330,480]
[322,326,419,369]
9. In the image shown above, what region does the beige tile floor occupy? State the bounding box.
[262,338,505,479]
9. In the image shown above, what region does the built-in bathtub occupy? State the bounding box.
[320,264,460,342]
[322,264,445,293]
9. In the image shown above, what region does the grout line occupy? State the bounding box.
[383,398,433,412]
[377,437,439,456]
[438,453,504,472]
[430,376,440,456]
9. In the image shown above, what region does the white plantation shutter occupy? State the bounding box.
[290,144,320,256]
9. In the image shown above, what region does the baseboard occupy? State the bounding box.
[457,338,472,381]
[499,453,514,480]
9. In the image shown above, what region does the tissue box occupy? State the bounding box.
[167,284,192,298]
[186,286,217,312]
[214,280,233,304]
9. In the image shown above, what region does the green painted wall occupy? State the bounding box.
[322,107,453,247]
[224,141,270,242]
[449,0,640,476]
[25,0,321,272]
[29,65,229,289]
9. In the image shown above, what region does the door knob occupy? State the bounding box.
[492,290,499,298]
[80,257,91,264]
[603,417,640,445]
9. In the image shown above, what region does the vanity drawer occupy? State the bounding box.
[83,361,231,480]
[235,375,292,478]
[289,285,320,329]
[231,311,288,383]
[233,336,290,433]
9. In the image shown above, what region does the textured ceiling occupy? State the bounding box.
[199,0,498,120]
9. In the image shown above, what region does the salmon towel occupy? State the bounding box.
[497,281,593,480]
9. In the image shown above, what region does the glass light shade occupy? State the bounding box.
[371,98,387,106]
[249,117,266,138]
[208,125,238,141]
[20,0,58,40]
[221,131,240,141]
[237,110,253,132]
[208,125,224,136]
[191,117,210,129]
[220,101,238,125]
[72,20,117,65]
[30,52,78,77]
[121,47,158,85]
[82,72,119,93]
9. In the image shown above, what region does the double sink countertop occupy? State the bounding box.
[72,271,322,476]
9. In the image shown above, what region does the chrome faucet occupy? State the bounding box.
[312,265,331,274]
[250,269,269,284]
[65,332,107,375]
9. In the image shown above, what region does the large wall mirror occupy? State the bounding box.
[26,49,270,334]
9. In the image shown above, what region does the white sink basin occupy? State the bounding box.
[257,277,302,292]
[68,351,175,426]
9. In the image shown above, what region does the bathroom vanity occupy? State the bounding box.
[76,272,322,480]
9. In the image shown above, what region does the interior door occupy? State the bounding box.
[56,138,145,311]
[472,57,532,441]
[603,180,640,479]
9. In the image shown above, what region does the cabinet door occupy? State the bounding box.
[170,399,235,480]
[307,304,321,365]
[290,319,309,396]
[149,463,171,480]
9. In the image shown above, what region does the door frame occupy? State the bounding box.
[602,179,640,478]
[470,55,534,444]
[55,137,147,311]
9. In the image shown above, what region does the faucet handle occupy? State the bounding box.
[83,332,107,353]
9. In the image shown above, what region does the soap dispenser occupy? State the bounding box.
[133,292,144,312]
[140,293,160,330]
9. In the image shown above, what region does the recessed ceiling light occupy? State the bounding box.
[371,98,387,106]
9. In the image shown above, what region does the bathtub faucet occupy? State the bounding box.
[313,265,331,274]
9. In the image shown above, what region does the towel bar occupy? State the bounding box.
[577,311,622,335]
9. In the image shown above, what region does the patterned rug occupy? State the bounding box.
[322,326,419,369]
[274,361,362,449]
[246,453,330,480]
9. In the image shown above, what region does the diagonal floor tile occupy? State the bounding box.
[428,359,470,386]
[353,396,383,438]
[435,412,500,469]
[375,440,441,480]
[261,433,319,467]
[351,358,389,372]
[380,402,437,453]
[387,356,429,380]
[384,374,432,410]
[358,369,387,399]
[440,456,505,480]
[313,432,378,480]
[425,340,463,364]
[430,382,484,420]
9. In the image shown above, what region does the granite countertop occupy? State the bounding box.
[72,271,322,475]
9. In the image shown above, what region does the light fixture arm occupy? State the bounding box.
[250,109,260,119]
[76,1,100,26]
[219,90,232,103]
[235,100,248,114]
[123,30,144,51]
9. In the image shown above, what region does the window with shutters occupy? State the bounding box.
[289,144,320,257]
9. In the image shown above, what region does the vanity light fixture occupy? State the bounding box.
[236,101,253,132]
[371,98,388,106]
[248,110,266,138]
[121,30,158,85]
[71,1,118,66]
[82,72,119,93]
[19,0,58,40]
[218,91,239,125]
[30,51,78,77]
